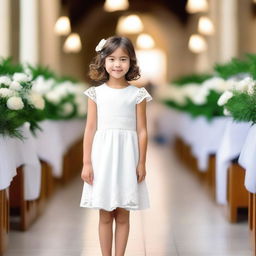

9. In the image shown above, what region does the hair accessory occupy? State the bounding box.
[95,39,107,52]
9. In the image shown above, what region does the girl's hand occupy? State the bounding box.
[136,163,146,183]
[81,163,94,185]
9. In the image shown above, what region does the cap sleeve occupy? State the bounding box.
[136,87,153,104]
[84,86,97,103]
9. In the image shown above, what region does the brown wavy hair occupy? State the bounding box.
[89,36,141,83]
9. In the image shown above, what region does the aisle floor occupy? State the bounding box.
[5,103,252,256]
[5,139,252,256]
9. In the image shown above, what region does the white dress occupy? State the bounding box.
[80,83,152,211]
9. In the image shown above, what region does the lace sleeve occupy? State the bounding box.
[84,86,97,103]
[136,87,153,104]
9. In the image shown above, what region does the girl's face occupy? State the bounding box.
[105,47,130,80]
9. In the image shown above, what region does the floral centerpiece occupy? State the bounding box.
[216,54,256,123]
[29,65,88,119]
[0,70,45,139]
[162,73,225,120]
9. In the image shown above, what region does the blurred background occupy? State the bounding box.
[1,0,256,255]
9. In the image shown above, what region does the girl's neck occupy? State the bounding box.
[107,77,129,87]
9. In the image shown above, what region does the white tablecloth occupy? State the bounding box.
[239,124,256,193]
[190,117,228,171]
[216,120,251,204]
[35,120,85,177]
[0,123,41,200]
[0,119,85,199]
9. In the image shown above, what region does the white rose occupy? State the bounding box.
[223,108,231,116]
[13,72,31,83]
[75,96,87,116]
[77,103,87,116]
[0,76,11,86]
[32,76,55,94]
[62,102,73,115]
[0,88,14,98]
[27,92,45,110]
[236,79,249,92]
[45,90,61,104]
[6,96,24,110]
[9,81,22,91]
[248,82,255,96]
[95,39,107,52]
[217,91,233,106]
[191,87,209,105]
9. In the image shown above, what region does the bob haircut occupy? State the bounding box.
[89,36,140,83]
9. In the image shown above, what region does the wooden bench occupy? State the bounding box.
[226,163,248,223]
[9,162,55,231]
[61,138,83,184]
[249,193,256,255]
[9,166,38,231]
[0,188,9,256]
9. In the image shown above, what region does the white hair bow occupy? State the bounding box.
[95,39,107,52]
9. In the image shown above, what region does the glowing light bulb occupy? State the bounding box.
[63,33,82,53]
[188,34,207,53]
[54,16,71,36]
[186,0,208,13]
[136,34,155,49]
[198,16,215,35]
[116,14,143,34]
[104,0,129,12]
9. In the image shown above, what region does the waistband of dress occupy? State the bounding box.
[97,116,136,131]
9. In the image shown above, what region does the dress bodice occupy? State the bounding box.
[84,83,152,131]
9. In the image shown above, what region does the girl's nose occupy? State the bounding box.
[114,60,121,66]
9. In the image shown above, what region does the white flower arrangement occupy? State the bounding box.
[62,102,74,115]
[162,83,201,106]
[95,38,107,52]
[217,77,256,107]
[223,108,231,116]
[0,76,12,86]
[217,91,233,106]
[32,76,55,94]
[6,96,24,110]
[31,76,88,118]
[0,87,14,98]
[10,81,22,91]
[13,72,31,83]
[26,92,45,110]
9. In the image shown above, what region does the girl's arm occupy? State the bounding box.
[83,98,97,165]
[136,99,148,182]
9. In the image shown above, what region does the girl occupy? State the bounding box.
[80,36,152,256]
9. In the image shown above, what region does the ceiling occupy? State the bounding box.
[61,0,189,27]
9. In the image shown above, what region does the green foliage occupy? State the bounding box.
[0,100,45,139]
[0,57,23,75]
[162,90,224,121]
[225,92,256,123]
[246,54,256,79]
[44,95,77,120]
[27,64,56,80]
[214,57,251,79]
[172,73,212,86]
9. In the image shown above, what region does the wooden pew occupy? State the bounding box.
[9,166,38,231]
[61,138,83,184]
[205,155,216,200]
[37,161,56,215]
[0,189,9,256]
[249,193,256,255]
[226,163,248,223]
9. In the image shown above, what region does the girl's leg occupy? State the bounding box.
[99,209,115,256]
[114,208,130,256]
